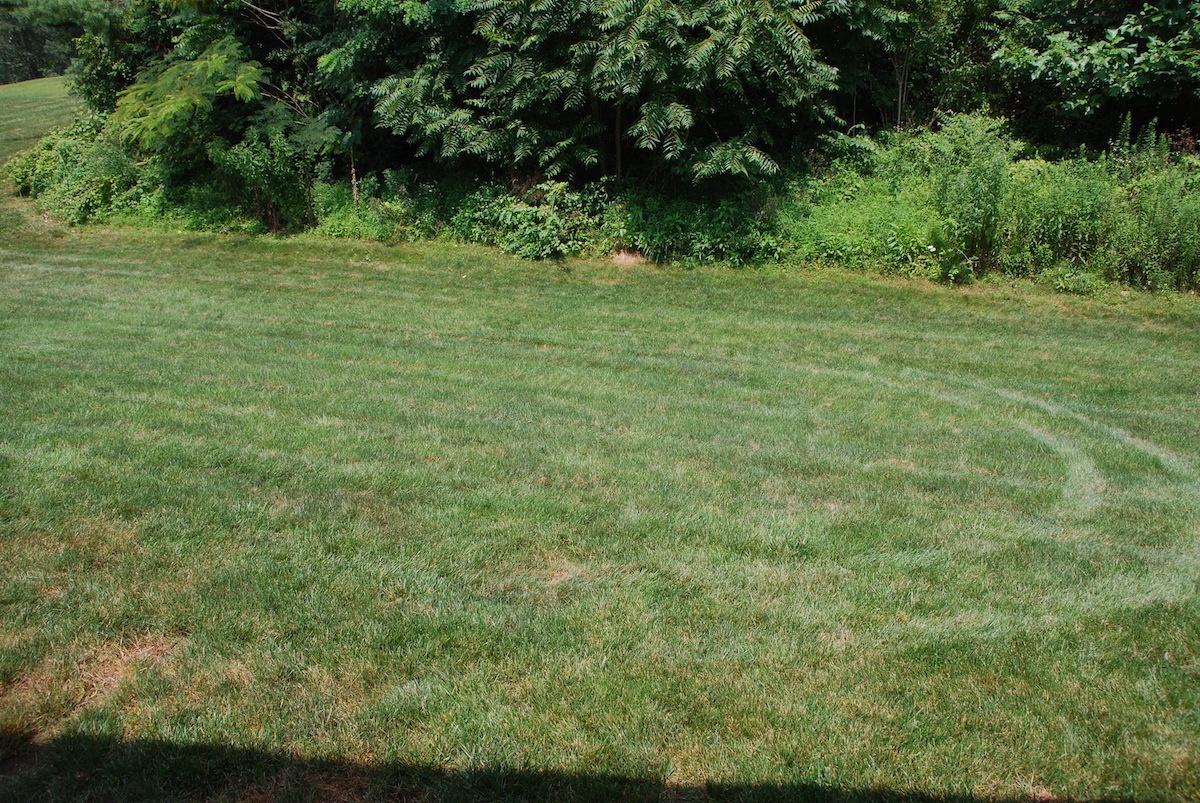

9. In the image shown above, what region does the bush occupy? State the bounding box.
[1109,167,1200,290]
[784,172,940,278]
[448,181,605,260]
[1000,159,1118,278]
[603,185,785,266]
[9,110,1199,288]
[925,115,1014,278]
[206,129,316,233]
[4,118,141,224]
[311,180,401,242]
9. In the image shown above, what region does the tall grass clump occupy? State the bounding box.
[789,114,1200,291]
[999,158,1117,285]
[783,165,940,279]
[1108,164,1200,290]
[924,115,1013,281]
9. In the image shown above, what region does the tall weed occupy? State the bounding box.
[925,115,1014,280]
[1000,159,1116,278]
[1110,168,1200,290]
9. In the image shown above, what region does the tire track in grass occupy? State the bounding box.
[807,362,1200,536]
[875,364,1200,597]
[807,365,1104,521]
[1012,422,1105,519]
[804,360,1198,659]
[899,367,1199,484]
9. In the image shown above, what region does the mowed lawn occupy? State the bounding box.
[0,77,79,165]
[2,83,1200,802]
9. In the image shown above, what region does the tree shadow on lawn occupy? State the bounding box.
[0,728,1137,803]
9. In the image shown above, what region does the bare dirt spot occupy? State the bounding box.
[610,248,645,266]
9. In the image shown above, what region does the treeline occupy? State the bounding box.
[4,1,1200,288]
[17,1,1200,175]
[0,0,75,84]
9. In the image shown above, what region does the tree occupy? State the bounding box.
[0,0,77,85]
[994,1,1200,137]
[374,0,835,180]
[813,0,1002,131]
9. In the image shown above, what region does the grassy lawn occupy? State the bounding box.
[0,77,79,166]
[2,80,1200,802]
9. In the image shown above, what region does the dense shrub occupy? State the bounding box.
[999,159,1117,278]
[309,171,786,265]
[784,171,940,278]
[1110,167,1200,290]
[602,187,785,266]
[786,114,1200,291]
[923,115,1013,281]
[5,118,140,224]
[447,182,606,260]
[206,129,315,233]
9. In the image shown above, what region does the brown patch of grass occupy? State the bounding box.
[75,636,178,707]
[0,634,180,755]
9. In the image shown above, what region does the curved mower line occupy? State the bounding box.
[809,362,1199,525]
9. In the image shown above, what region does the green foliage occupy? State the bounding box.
[3,118,141,223]
[206,126,315,232]
[995,0,1200,116]
[807,115,1016,282]
[999,158,1116,277]
[1109,166,1200,291]
[790,113,1200,291]
[309,171,786,265]
[0,0,76,85]
[602,186,786,265]
[784,169,940,277]
[448,182,606,260]
[925,114,1014,276]
[111,36,265,151]
[61,0,175,113]
[373,0,835,179]
[311,179,403,242]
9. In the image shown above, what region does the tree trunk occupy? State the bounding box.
[615,105,623,179]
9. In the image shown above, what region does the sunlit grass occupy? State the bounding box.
[0,77,79,165]
[1,207,1198,800]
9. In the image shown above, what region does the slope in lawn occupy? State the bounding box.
[0,76,79,165]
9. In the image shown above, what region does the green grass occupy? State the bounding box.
[0,201,1198,800]
[0,77,79,166]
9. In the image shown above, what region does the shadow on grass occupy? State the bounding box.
[0,728,1136,803]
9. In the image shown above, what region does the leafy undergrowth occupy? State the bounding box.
[1,199,1198,801]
